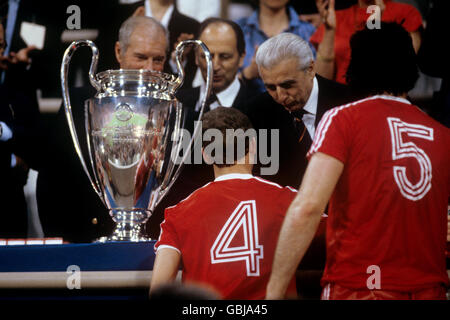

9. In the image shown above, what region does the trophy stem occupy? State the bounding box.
[96,210,152,242]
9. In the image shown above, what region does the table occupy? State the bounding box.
[0,241,158,299]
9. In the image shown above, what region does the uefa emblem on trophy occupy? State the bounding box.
[61,40,212,242]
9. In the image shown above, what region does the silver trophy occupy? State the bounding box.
[61,40,212,242]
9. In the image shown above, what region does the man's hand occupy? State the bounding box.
[316,0,336,30]
[8,45,37,65]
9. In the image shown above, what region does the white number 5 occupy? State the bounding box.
[387,117,434,201]
[210,200,264,277]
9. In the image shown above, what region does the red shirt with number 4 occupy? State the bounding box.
[309,95,450,291]
[155,173,297,299]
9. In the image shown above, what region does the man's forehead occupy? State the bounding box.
[201,22,234,38]
[200,23,237,48]
[130,26,166,44]
[261,63,302,84]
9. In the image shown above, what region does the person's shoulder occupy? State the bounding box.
[235,10,257,29]
[241,91,283,125]
[288,6,315,30]
[249,177,298,208]
[387,1,420,13]
[177,86,200,98]
[236,79,261,101]
[251,176,297,193]
[385,1,423,27]
[172,7,200,27]
[176,86,200,105]
[246,91,277,110]
[316,75,362,107]
[166,180,214,212]
[316,75,348,91]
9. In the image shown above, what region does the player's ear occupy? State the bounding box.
[307,60,316,77]
[202,147,213,164]
[249,136,257,161]
[115,41,122,65]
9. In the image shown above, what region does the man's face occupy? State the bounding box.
[196,23,244,94]
[115,25,167,71]
[259,58,315,112]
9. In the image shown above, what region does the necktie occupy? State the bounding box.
[203,93,218,113]
[291,109,308,143]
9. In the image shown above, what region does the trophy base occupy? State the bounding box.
[96,235,151,243]
[95,210,152,243]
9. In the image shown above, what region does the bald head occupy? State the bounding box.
[115,16,169,71]
[196,18,245,93]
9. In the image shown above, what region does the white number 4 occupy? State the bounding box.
[387,117,433,201]
[210,200,264,277]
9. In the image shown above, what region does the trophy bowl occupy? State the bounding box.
[61,40,212,242]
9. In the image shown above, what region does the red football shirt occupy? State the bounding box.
[155,173,298,299]
[310,1,423,84]
[309,95,450,291]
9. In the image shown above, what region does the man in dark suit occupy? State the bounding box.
[36,16,169,243]
[177,18,259,130]
[145,17,261,238]
[0,84,32,238]
[243,32,359,190]
[97,0,199,88]
[0,18,40,237]
[241,32,359,299]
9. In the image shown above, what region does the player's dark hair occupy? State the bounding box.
[201,107,254,168]
[197,18,246,56]
[345,22,419,97]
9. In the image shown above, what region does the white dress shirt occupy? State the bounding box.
[301,77,319,139]
[144,1,174,29]
[195,76,242,112]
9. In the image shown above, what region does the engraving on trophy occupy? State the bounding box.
[114,102,134,122]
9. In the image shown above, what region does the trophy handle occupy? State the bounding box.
[157,40,213,203]
[61,40,104,201]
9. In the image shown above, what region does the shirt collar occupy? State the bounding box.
[214,173,254,182]
[303,77,318,115]
[198,76,241,110]
[246,10,260,28]
[373,94,411,105]
[287,6,301,28]
[145,1,174,29]
[216,76,241,107]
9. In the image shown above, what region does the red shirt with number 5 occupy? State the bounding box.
[309,95,450,291]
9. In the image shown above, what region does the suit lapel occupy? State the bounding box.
[315,76,330,128]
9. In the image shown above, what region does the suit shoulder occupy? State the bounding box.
[176,86,200,106]
[170,9,200,32]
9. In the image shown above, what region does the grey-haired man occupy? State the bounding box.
[36,16,169,243]
[243,32,359,190]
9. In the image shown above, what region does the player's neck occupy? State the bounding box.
[213,164,253,179]
[358,0,376,8]
[382,92,408,99]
